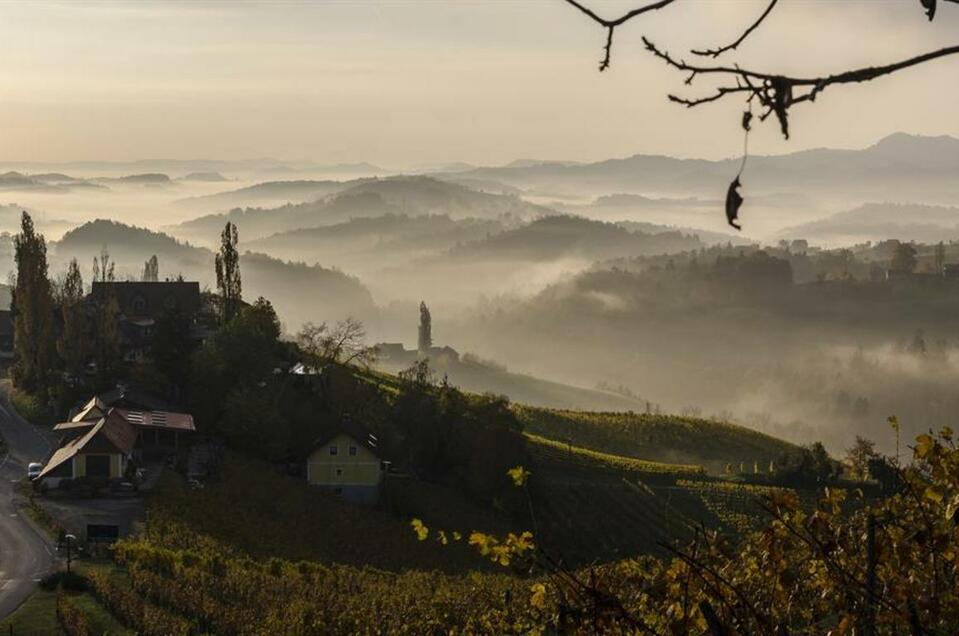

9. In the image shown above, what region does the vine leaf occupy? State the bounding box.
[725,177,744,230]
[922,0,937,20]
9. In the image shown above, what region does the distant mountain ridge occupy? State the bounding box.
[438,133,959,202]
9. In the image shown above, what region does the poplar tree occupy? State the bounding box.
[58,258,89,380]
[215,222,242,323]
[12,212,55,393]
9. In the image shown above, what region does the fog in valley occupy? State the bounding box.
[0,132,957,456]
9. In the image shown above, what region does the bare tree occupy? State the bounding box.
[562,0,959,228]
[297,317,379,368]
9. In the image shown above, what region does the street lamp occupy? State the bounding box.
[64,534,77,573]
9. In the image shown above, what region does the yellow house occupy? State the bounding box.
[307,424,384,504]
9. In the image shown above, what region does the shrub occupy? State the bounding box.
[40,570,88,592]
[56,592,91,636]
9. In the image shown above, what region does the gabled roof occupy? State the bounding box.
[90,281,201,321]
[39,409,137,480]
[312,417,380,457]
[53,420,97,433]
[73,396,109,422]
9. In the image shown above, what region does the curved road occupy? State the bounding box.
[0,398,55,619]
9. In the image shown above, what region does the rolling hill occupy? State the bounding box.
[244,213,506,267]
[441,215,703,263]
[53,219,376,329]
[778,202,959,246]
[171,176,553,243]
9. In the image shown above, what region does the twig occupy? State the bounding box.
[562,0,678,70]
[692,0,779,58]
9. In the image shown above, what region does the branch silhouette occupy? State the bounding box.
[644,37,959,139]
[691,0,779,58]
[562,0,678,70]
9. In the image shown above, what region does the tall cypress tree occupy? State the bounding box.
[417,301,432,355]
[12,212,55,393]
[215,222,242,323]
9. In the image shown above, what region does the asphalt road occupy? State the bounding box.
[0,398,55,620]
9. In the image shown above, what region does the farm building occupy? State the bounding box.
[39,409,138,487]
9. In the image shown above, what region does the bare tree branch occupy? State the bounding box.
[644,37,959,138]
[691,0,779,58]
[562,0,678,70]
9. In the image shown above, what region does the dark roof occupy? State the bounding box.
[91,281,201,320]
[313,417,380,457]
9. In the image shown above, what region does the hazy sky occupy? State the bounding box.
[2,1,958,167]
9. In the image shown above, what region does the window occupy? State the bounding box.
[335,468,343,476]
[131,295,148,315]
[349,446,357,456]
[329,445,338,456]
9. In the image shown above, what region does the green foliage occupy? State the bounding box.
[392,366,528,503]
[91,284,121,390]
[40,570,88,592]
[214,221,242,323]
[417,300,431,353]
[189,297,287,450]
[772,440,841,487]
[12,211,56,394]
[150,306,197,393]
[8,386,54,425]
[145,453,493,572]
[57,258,89,380]
[56,591,92,636]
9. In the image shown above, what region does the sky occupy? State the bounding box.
[1,0,958,167]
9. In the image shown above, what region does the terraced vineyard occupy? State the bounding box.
[525,432,704,476]
[515,405,800,473]
[675,479,793,535]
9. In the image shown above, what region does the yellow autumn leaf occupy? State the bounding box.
[410,518,429,541]
[507,466,531,487]
[530,583,547,609]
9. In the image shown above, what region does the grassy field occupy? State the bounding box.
[0,571,131,636]
[515,405,800,473]
[146,452,503,572]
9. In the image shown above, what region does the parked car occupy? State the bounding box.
[27,462,42,480]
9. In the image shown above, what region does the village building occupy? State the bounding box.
[38,409,138,487]
[89,280,212,362]
[306,419,386,505]
[40,390,197,492]
[63,392,196,453]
